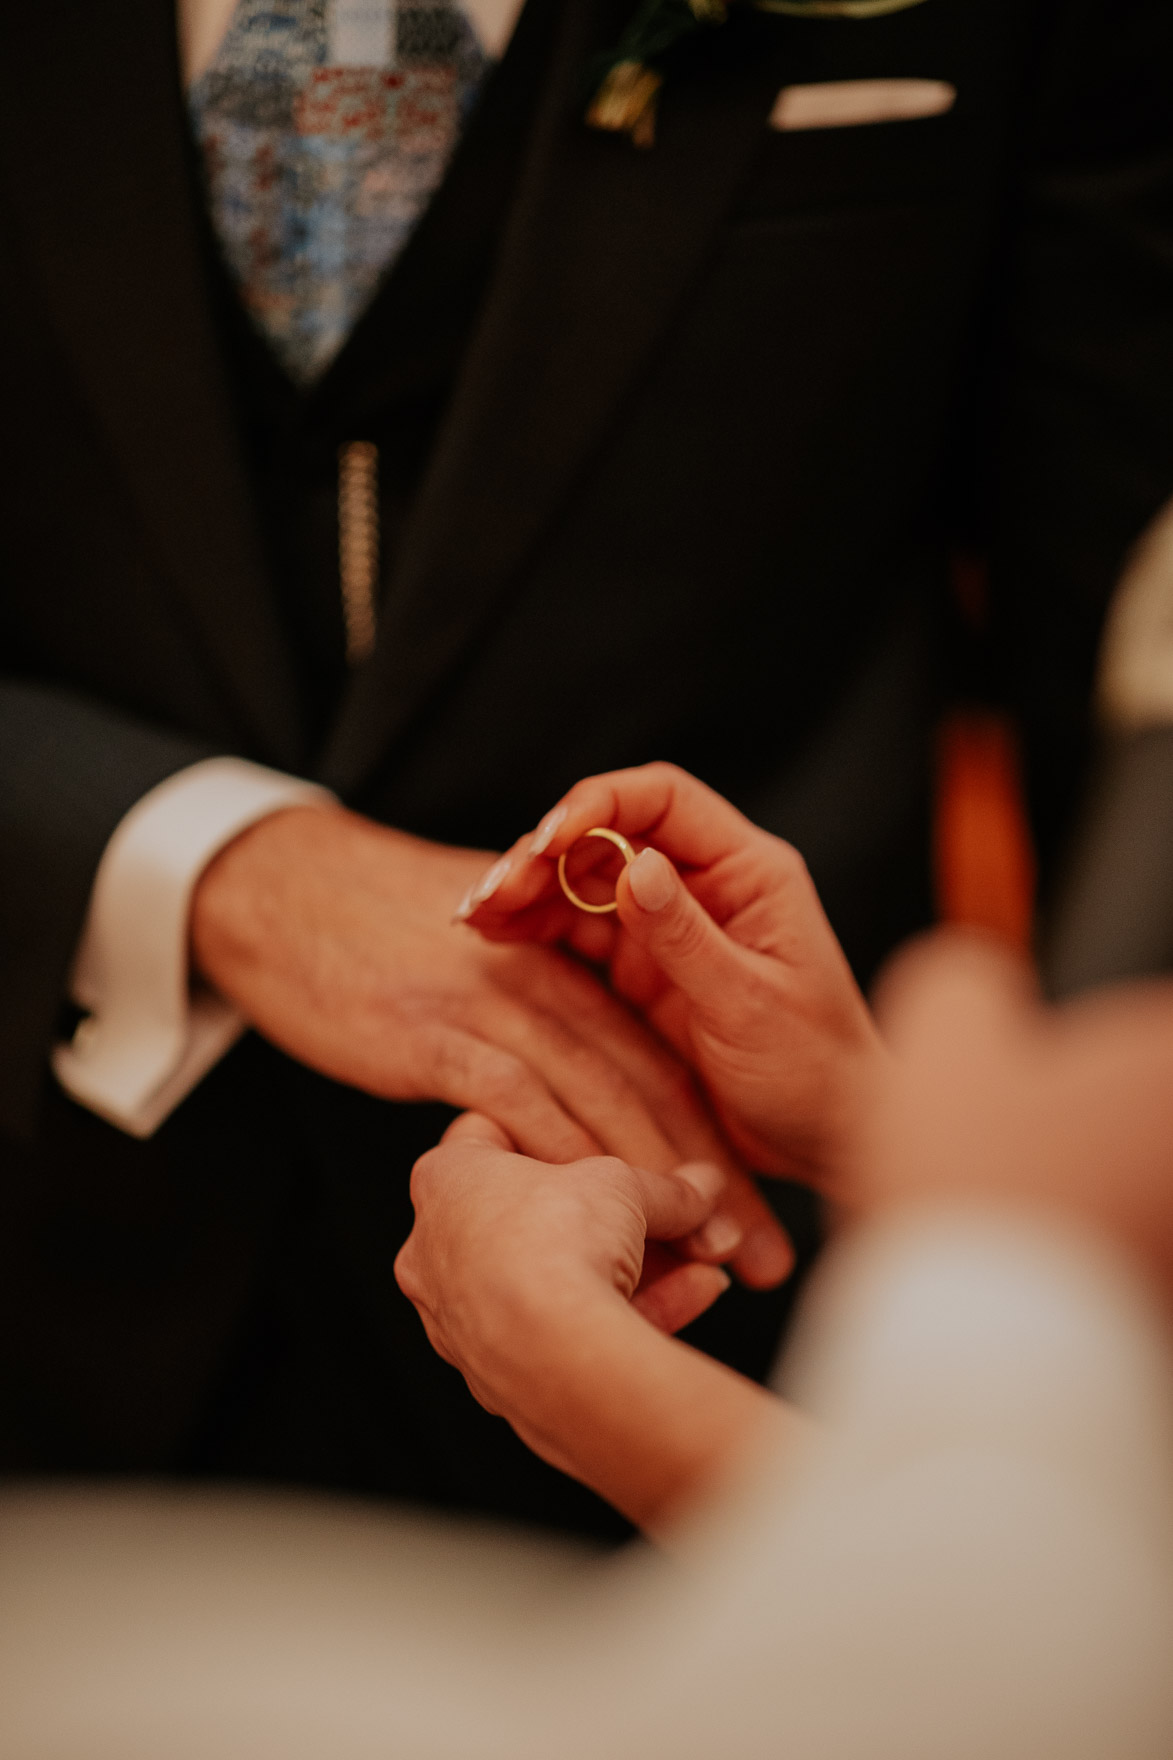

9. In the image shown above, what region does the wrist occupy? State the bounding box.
[822,1022,894,1202]
[189,802,352,987]
[475,1274,785,1533]
[459,1259,617,1418]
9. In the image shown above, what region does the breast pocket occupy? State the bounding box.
[770,76,957,131]
[733,94,995,221]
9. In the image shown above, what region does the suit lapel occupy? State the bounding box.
[0,0,303,767]
[321,0,786,794]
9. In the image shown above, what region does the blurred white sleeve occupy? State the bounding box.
[628,1211,1173,1760]
[2,1212,1173,1760]
[784,1210,1173,1520]
[52,756,335,1139]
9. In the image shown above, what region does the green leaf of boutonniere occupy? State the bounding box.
[586,0,930,145]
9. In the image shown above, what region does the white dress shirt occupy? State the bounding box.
[3,1210,1172,1757]
[53,758,335,1136]
[54,0,525,1136]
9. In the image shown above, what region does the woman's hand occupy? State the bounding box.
[460,764,887,1192]
[864,933,1173,1292]
[396,1113,735,1383]
[395,1112,801,1533]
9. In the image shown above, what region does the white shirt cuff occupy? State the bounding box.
[52,757,336,1138]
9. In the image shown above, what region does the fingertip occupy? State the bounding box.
[686,1212,744,1262]
[731,1224,796,1290]
[674,1159,725,1206]
[624,846,677,914]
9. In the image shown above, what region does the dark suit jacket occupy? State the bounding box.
[0,0,1171,1533]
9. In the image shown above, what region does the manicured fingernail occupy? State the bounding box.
[692,1214,743,1260]
[452,856,511,922]
[737,1226,795,1289]
[528,805,567,857]
[675,1160,724,1203]
[627,846,675,913]
[474,855,511,902]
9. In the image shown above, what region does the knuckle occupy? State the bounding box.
[642,759,684,787]
[566,1042,631,1103]
[471,1049,532,1112]
[432,1032,524,1112]
[393,1242,422,1302]
[423,1026,475,1091]
[722,968,779,1040]
[408,1143,444,1199]
[768,835,809,885]
[659,902,710,961]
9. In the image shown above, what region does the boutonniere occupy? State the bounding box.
[586,0,930,147]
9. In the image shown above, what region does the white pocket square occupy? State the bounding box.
[769,78,956,131]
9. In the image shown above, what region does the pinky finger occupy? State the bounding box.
[634,1250,731,1334]
[685,1169,795,1290]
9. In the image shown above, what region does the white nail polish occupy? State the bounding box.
[528,804,567,856]
[693,1215,743,1259]
[451,887,477,923]
[627,846,675,912]
[472,856,511,904]
[452,856,510,923]
[474,856,510,900]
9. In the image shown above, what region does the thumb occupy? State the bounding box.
[441,1111,516,1151]
[618,847,746,1001]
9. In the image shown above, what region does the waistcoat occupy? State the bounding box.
[191,0,559,748]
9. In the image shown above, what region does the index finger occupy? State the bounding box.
[537,763,758,866]
[466,763,762,928]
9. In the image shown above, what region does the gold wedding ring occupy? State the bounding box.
[557,827,636,914]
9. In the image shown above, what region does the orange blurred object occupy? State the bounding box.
[934,711,1036,950]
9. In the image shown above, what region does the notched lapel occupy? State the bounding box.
[322,1,787,794]
[0,0,303,767]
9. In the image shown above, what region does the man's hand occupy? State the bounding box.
[464,764,887,1192]
[190,803,793,1286]
[395,1114,799,1530]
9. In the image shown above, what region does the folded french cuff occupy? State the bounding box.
[52,757,336,1138]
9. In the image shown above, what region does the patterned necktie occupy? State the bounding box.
[190,0,493,384]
